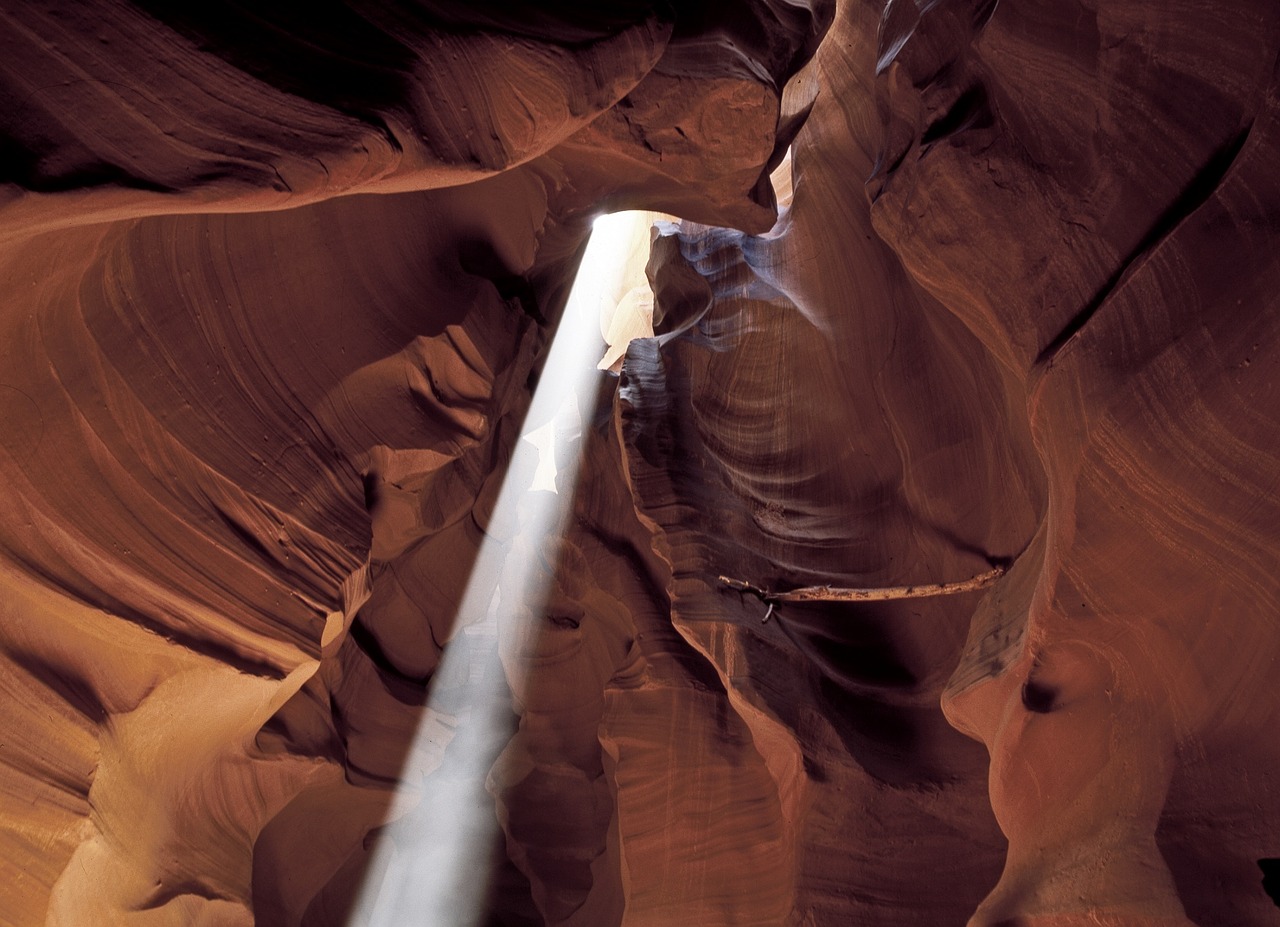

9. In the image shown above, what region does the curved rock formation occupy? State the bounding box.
[1,2,1278,926]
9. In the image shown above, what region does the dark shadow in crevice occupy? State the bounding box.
[1260,859,1280,908]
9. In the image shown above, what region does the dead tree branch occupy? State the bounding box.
[718,567,1004,620]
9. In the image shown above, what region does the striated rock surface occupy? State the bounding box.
[1,2,1278,926]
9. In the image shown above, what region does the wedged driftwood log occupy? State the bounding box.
[720,566,1005,602]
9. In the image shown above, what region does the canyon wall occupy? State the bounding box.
[1,2,1277,925]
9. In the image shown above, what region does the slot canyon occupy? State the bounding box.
[1,1,1278,925]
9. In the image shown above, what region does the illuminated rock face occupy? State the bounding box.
[1,2,1278,926]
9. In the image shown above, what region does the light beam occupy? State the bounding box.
[347,210,650,927]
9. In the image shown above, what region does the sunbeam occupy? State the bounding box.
[347,210,652,927]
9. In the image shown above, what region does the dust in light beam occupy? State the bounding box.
[347,210,656,927]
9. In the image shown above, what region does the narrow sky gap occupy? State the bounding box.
[348,211,649,927]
